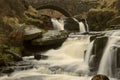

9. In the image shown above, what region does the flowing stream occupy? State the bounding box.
[73,18,86,33]
[51,18,88,33]
[0,35,92,80]
[0,18,120,80]
[98,31,120,77]
[0,33,118,80]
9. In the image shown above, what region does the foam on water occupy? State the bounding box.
[0,35,91,80]
[98,31,120,77]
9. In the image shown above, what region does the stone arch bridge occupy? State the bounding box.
[25,0,97,17]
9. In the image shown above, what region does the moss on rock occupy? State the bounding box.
[87,8,116,31]
[32,30,68,46]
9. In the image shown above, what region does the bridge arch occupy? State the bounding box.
[36,5,72,17]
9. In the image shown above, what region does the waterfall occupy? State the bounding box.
[85,41,94,64]
[0,35,92,80]
[84,19,89,32]
[79,22,86,33]
[51,18,89,33]
[1,32,119,80]
[98,31,120,77]
[73,18,87,33]
[51,18,64,30]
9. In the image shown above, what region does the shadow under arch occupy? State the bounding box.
[36,5,72,17]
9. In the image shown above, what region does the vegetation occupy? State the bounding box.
[0,0,119,69]
[87,8,116,31]
[86,0,119,31]
[23,6,52,30]
[0,0,53,67]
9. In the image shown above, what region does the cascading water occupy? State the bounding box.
[98,31,120,77]
[1,17,119,80]
[79,22,86,33]
[51,18,89,33]
[0,35,92,80]
[73,18,86,33]
[51,18,64,30]
[84,19,89,32]
[85,41,94,64]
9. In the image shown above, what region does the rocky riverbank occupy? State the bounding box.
[0,0,120,76]
[0,0,68,72]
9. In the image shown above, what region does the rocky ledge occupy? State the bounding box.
[32,30,68,46]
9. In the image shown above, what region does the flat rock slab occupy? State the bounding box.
[32,30,68,46]
[24,27,42,40]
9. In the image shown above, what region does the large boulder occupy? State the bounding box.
[24,25,42,40]
[32,30,68,46]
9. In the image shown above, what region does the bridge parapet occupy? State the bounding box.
[26,0,98,16]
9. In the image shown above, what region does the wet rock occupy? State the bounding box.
[89,31,105,41]
[34,54,48,60]
[21,50,34,56]
[2,67,14,74]
[32,30,68,46]
[24,26,42,40]
[90,36,108,71]
[91,74,109,80]
[64,17,79,32]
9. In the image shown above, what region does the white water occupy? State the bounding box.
[98,31,120,77]
[85,41,94,64]
[0,33,118,80]
[0,35,92,80]
[79,22,86,33]
[51,18,64,30]
[51,18,88,33]
[73,18,86,33]
[84,19,89,32]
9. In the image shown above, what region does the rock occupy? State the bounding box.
[32,30,68,46]
[34,53,48,60]
[109,25,120,30]
[24,26,42,40]
[107,16,120,29]
[2,67,14,74]
[13,61,34,71]
[64,17,79,32]
[91,74,109,80]
[89,31,105,41]
[89,36,108,71]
